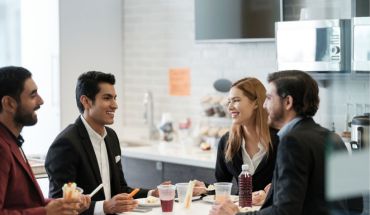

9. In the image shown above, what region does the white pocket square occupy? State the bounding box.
[115,155,121,163]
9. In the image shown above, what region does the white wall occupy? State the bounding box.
[59,0,124,133]
[20,0,60,155]
[0,0,20,66]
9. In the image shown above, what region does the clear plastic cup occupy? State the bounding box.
[214,182,232,203]
[175,183,188,203]
[157,184,176,213]
[63,186,83,200]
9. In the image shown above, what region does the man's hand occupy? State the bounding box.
[151,181,171,197]
[77,195,91,213]
[103,193,138,214]
[209,199,239,215]
[45,198,79,215]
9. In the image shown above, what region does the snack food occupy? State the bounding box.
[128,188,140,198]
[200,142,211,151]
[146,196,159,204]
[207,184,215,191]
[63,182,82,200]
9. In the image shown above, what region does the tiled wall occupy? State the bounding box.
[121,0,277,131]
[323,78,370,133]
[121,0,370,135]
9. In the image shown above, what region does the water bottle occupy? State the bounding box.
[239,164,252,207]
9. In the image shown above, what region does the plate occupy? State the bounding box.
[202,195,239,204]
[239,206,261,212]
[175,195,202,202]
[136,197,161,207]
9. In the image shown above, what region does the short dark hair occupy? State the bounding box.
[75,71,115,113]
[0,66,32,112]
[267,70,319,117]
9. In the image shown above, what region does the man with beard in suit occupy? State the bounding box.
[0,66,90,215]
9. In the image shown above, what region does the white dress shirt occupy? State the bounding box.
[81,116,110,215]
[241,139,266,175]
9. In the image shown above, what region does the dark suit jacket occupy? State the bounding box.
[239,118,346,215]
[0,123,47,215]
[45,117,148,215]
[215,127,279,192]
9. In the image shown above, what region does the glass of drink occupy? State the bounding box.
[214,182,232,203]
[157,184,176,213]
[175,183,188,203]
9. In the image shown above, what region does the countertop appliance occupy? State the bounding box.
[353,17,370,72]
[276,19,351,72]
[350,113,370,151]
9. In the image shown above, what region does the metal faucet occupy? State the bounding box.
[143,91,159,140]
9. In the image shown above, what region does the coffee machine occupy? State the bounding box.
[350,113,370,151]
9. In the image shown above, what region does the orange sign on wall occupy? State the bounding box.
[169,68,190,96]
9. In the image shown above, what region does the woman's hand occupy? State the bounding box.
[264,183,271,194]
[193,180,207,196]
[252,190,266,206]
[151,181,172,197]
[252,183,271,205]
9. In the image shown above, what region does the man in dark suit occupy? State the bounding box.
[0,66,89,214]
[45,71,153,215]
[210,70,349,215]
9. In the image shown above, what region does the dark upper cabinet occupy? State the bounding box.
[355,0,370,17]
[195,0,280,41]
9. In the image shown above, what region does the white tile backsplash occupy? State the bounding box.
[322,77,370,132]
[121,0,370,135]
[124,0,256,128]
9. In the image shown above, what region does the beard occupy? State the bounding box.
[267,103,285,129]
[14,105,40,126]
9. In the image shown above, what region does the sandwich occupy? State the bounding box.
[63,182,81,200]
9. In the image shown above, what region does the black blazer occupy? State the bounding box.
[239,118,346,215]
[45,117,148,215]
[215,127,279,192]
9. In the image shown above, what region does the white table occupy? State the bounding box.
[120,200,211,215]
[119,200,260,215]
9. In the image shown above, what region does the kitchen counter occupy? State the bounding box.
[121,142,217,169]
[28,158,47,179]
